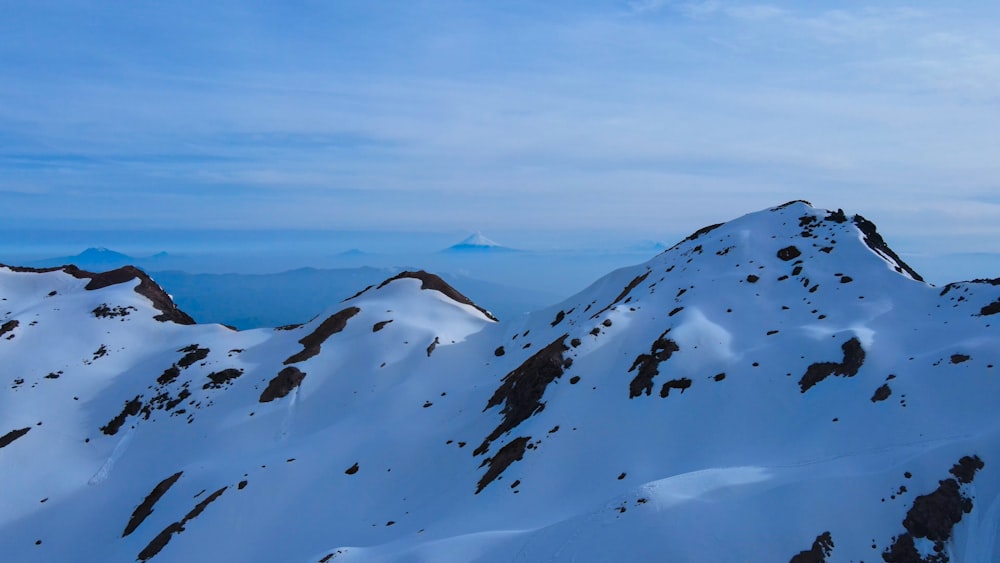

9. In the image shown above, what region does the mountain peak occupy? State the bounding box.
[79,246,129,256]
[348,269,498,322]
[445,232,517,253]
[460,232,501,247]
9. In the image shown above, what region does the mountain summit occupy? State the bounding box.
[1,201,998,562]
[445,231,517,252]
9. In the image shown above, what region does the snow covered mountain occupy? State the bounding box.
[444,232,517,253]
[2,201,998,562]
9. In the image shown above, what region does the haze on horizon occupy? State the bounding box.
[2,1,999,278]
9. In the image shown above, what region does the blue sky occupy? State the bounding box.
[2,1,1000,257]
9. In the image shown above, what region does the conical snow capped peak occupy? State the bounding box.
[445,231,517,252]
[459,232,501,247]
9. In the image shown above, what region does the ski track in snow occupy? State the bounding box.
[277,385,301,441]
[88,427,134,485]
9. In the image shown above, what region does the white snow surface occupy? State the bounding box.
[1,202,998,562]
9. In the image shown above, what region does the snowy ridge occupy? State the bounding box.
[2,202,999,562]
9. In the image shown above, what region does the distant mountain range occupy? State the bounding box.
[29,247,171,271]
[23,246,556,328]
[2,201,998,561]
[149,267,559,329]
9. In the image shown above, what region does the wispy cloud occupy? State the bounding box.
[678,1,785,21]
[1,1,999,251]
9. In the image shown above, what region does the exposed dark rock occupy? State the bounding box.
[773,200,813,210]
[345,463,359,475]
[342,284,376,302]
[713,373,726,382]
[374,271,497,321]
[137,522,184,561]
[950,354,970,364]
[92,304,137,318]
[839,276,853,284]
[426,336,440,357]
[476,335,569,456]
[980,298,1000,316]
[789,531,834,563]
[259,367,307,403]
[476,436,530,494]
[551,310,566,327]
[825,208,848,223]
[669,307,683,317]
[163,389,190,411]
[883,455,984,562]
[177,346,210,368]
[871,384,892,403]
[747,274,759,283]
[123,471,183,537]
[138,486,227,561]
[628,330,680,398]
[372,320,393,332]
[591,271,650,319]
[667,222,724,251]
[777,246,802,261]
[0,319,17,338]
[570,338,581,348]
[156,366,180,386]
[92,344,109,360]
[0,427,31,448]
[906,479,971,542]
[949,455,984,484]
[798,337,865,392]
[494,346,505,357]
[202,368,244,390]
[284,307,361,364]
[184,486,226,521]
[852,215,924,282]
[101,396,143,435]
[659,378,692,397]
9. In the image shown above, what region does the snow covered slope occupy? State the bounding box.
[2,201,998,562]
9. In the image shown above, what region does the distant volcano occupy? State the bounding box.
[30,247,170,271]
[444,232,518,253]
